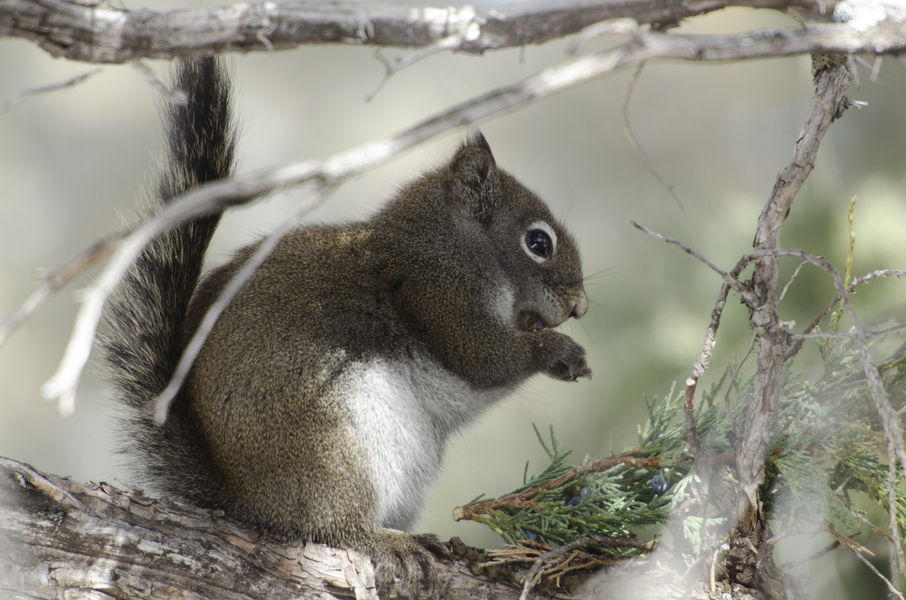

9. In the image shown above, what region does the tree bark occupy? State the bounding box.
[0,456,563,600]
[1,0,838,63]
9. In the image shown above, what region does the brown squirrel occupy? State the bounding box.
[102,57,590,598]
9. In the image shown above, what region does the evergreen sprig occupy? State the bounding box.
[457,336,906,567]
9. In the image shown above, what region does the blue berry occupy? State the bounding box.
[569,496,582,506]
[524,530,538,542]
[651,473,671,495]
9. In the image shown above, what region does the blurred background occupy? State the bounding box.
[1,3,904,597]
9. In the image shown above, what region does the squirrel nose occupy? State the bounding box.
[569,289,588,320]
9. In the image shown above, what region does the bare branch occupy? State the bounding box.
[0,235,122,348]
[621,62,683,208]
[630,220,757,303]
[778,259,809,302]
[736,55,853,515]
[0,0,853,64]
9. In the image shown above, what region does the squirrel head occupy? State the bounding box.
[449,134,587,331]
[377,133,587,350]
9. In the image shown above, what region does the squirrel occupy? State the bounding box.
[101,57,590,598]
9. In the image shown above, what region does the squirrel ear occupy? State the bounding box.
[451,132,497,192]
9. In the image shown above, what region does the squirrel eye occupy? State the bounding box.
[525,229,553,259]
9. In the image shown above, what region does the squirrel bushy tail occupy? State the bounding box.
[101,57,237,497]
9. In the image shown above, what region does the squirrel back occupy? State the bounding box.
[103,57,589,598]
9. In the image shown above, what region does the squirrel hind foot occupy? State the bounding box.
[360,529,449,599]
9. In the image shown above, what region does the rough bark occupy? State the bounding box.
[727,55,855,600]
[1,0,839,64]
[0,456,566,600]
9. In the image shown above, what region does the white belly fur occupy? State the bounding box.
[338,357,510,530]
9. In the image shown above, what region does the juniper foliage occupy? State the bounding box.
[459,338,906,564]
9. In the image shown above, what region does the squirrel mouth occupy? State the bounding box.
[519,310,552,332]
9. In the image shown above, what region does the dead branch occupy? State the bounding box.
[517,535,654,600]
[0,0,843,64]
[737,54,854,521]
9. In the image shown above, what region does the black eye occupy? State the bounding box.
[525,229,553,259]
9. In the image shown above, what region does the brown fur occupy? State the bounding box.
[102,57,589,598]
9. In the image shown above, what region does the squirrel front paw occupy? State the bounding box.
[363,529,450,599]
[537,333,592,382]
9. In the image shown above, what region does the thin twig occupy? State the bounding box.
[778,260,809,302]
[851,543,904,599]
[784,269,906,361]
[779,539,841,569]
[368,34,463,101]
[621,62,683,208]
[889,434,906,578]
[629,222,722,273]
[630,221,756,304]
[790,321,906,340]
[0,68,101,115]
[0,235,122,349]
[130,60,188,105]
[682,281,732,477]
[870,56,883,83]
[518,534,653,600]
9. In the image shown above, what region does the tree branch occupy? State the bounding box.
[0,456,550,600]
[0,0,845,64]
[737,54,854,519]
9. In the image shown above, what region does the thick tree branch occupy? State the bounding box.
[0,0,843,64]
[0,456,552,600]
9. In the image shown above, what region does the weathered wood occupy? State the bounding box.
[0,0,837,63]
[0,456,551,600]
